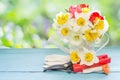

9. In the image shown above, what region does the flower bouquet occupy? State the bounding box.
[44,4,111,75]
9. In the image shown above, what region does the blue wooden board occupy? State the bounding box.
[0,72,120,80]
[0,47,120,80]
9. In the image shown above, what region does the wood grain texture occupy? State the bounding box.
[0,47,119,80]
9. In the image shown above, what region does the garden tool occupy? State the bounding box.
[44,54,111,75]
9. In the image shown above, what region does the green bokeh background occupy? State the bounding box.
[0,0,120,48]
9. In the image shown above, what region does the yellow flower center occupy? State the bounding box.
[82,8,90,13]
[70,51,80,63]
[57,13,69,25]
[94,20,104,30]
[61,27,69,36]
[77,17,86,26]
[84,29,98,42]
[84,52,93,62]
[73,35,80,41]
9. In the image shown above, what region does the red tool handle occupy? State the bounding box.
[73,54,111,72]
[86,57,111,69]
[97,54,108,59]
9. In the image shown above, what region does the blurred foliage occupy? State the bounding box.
[0,0,120,48]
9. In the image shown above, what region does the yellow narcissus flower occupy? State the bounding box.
[94,20,104,30]
[70,51,80,63]
[82,8,90,13]
[52,12,71,32]
[97,20,109,36]
[84,29,98,42]
[57,13,69,25]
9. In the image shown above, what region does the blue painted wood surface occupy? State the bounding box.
[0,47,120,80]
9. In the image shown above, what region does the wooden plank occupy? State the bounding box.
[0,72,120,80]
[0,47,119,71]
[0,49,66,71]
[97,47,120,71]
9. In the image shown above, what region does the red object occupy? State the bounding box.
[98,54,108,59]
[89,12,104,24]
[80,4,89,8]
[86,57,111,69]
[69,5,82,18]
[73,64,85,72]
[73,54,111,72]
[69,4,89,18]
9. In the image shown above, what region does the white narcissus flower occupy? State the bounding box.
[80,48,99,66]
[70,12,90,32]
[57,26,71,40]
[70,32,83,46]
